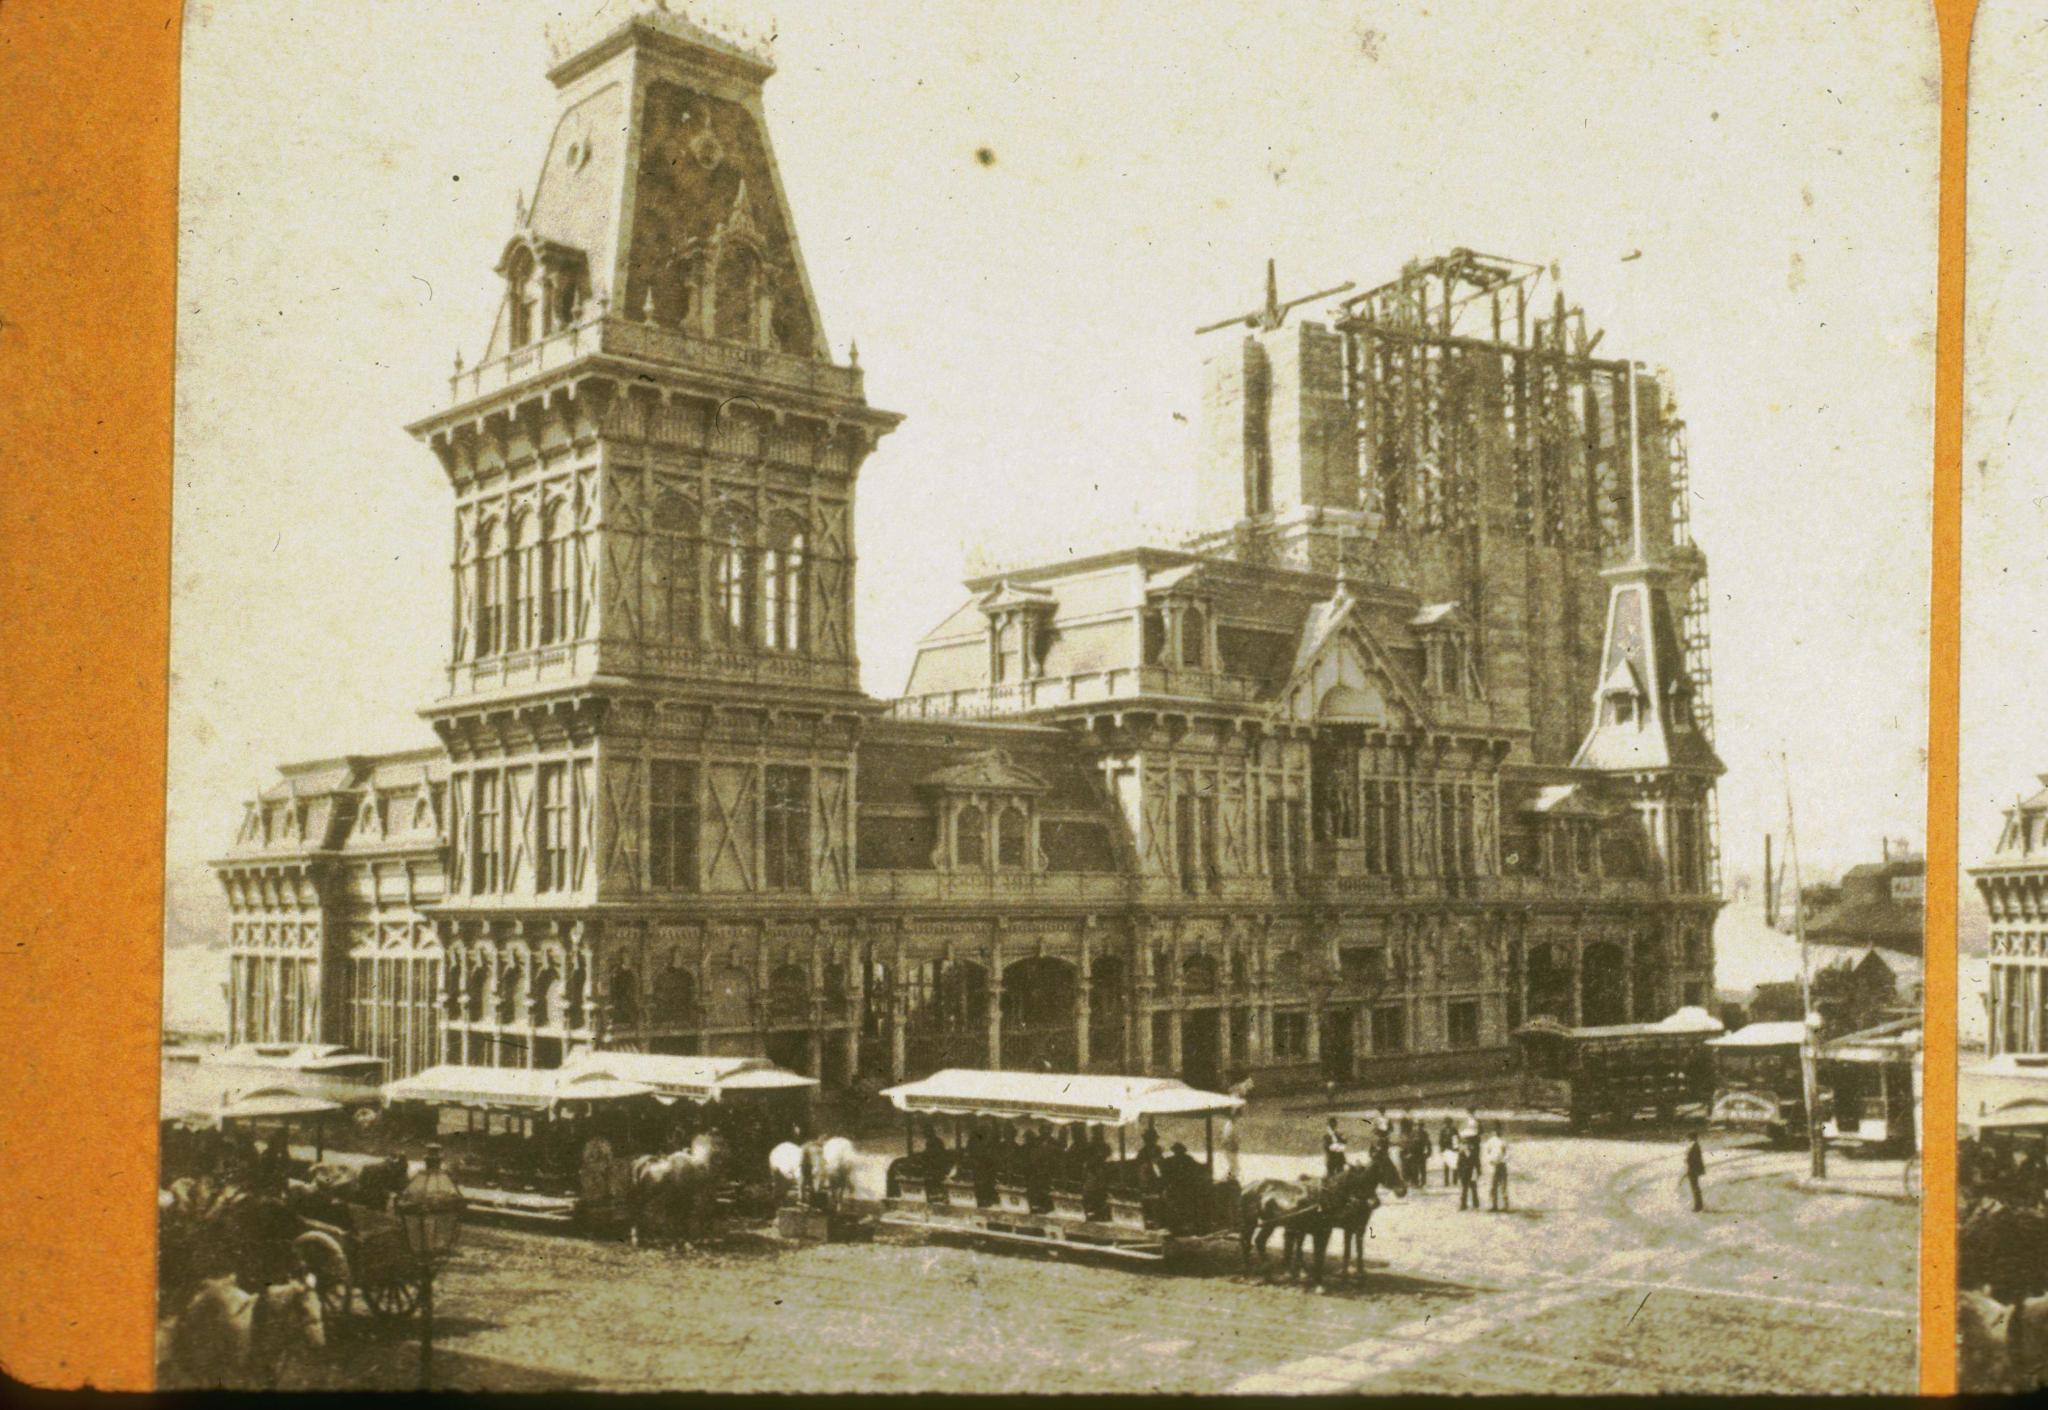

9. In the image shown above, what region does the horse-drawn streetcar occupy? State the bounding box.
[877,1069,1245,1262]
[1512,1007,1724,1128]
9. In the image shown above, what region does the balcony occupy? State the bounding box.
[442,311,866,411]
[887,665,1268,722]
[854,870,1131,904]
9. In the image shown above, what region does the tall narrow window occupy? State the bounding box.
[765,513,807,652]
[764,765,810,891]
[475,521,502,658]
[712,509,754,646]
[472,772,502,895]
[648,759,699,890]
[1176,794,1199,893]
[996,804,1028,869]
[506,513,535,652]
[537,763,569,892]
[1181,604,1207,668]
[956,804,987,869]
[507,250,535,349]
[541,506,573,645]
[651,492,699,648]
[1199,795,1219,881]
[1265,796,1289,876]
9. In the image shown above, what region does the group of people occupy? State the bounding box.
[1321,1109,1513,1212]
[1962,1135,2048,1213]
[894,1116,1217,1230]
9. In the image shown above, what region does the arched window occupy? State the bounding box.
[711,508,754,646]
[996,803,1028,869]
[474,520,502,659]
[540,504,573,645]
[506,512,535,652]
[650,492,700,647]
[956,804,987,869]
[714,246,761,344]
[610,965,639,1028]
[764,513,807,652]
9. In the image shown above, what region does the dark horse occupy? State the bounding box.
[1240,1146,1407,1290]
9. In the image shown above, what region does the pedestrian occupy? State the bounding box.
[1323,1116,1348,1177]
[1220,1111,1242,1184]
[1437,1117,1459,1186]
[1484,1123,1510,1211]
[1461,1107,1481,1141]
[1683,1132,1707,1213]
[1457,1133,1481,1211]
[1406,1123,1432,1190]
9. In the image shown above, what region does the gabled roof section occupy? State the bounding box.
[978,580,1058,615]
[1275,588,1430,729]
[919,748,1051,795]
[1571,570,1723,775]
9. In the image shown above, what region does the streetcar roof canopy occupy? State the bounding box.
[216,1042,388,1074]
[1515,1006,1726,1043]
[559,1052,818,1103]
[1968,1099,2048,1133]
[1707,1021,1808,1049]
[881,1069,1243,1126]
[162,1082,345,1128]
[383,1063,652,1111]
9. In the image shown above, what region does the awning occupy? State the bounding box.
[881,1069,1242,1126]
[717,1068,820,1093]
[1968,1100,2048,1133]
[162,1083,344,1128]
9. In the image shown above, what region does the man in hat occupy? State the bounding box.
[1323,1116,1348,1177]
[1683,1132,1707,1213]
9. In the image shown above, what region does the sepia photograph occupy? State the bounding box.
[1956,0,2048,1392]
[157,0,1933,1392]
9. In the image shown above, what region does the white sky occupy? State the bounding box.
[1961,0,2048,878]
[166,0,1938,947]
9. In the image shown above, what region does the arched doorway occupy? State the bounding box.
[904,958,987,1077]
[1088,955,1125,1071]
[1526,942,1571,1023]
[1002,956,1078,1072]
[1581,941,1627,1027]
[1180,954,1222,1090]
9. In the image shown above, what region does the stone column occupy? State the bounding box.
[1217,1004,1233,1076]
[846,949,865,1081]
[1568,939,1584,1026]
[1075,927,1093,1072]
[1306,998,1323,1062]
[1133,920,1155,1071]
[1168,1007,1184,1075]
[987,934,1005,1069]
[1621,940,1636,1022]
[891,928,909,1080]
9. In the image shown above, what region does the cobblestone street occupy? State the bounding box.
[302,1130,1916,1395]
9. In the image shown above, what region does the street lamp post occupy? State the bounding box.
[396,1143,466,1389]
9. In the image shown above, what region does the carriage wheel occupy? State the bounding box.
[362,1275,421,1322]
[291,1230,352,1325]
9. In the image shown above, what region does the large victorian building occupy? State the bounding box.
[1971,782,2048,1069]
[212,7,1724,1094]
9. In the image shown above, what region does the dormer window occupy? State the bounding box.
[508,249,537,349]
[498,238,588,353]
[1608,693,1637,727]
[956,805,987,868]
[1181,603,1208,668]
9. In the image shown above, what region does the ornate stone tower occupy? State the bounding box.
[406,5,901,1068]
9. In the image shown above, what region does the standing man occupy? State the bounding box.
[1457,1131,1482,1211]
[1683,1132,1707,1212]
[1323,1116,1348,1177]
[1484,1123,1510,1212]
[1437,1116,1460,1187]
[1220,1110,1242,1185]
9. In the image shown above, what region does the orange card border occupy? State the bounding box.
[0,0,1976,1392]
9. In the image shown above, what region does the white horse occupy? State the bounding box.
[628,1132,728,1246]
[1961,1288,2048,1392]
[167,1272,326,1390]
[769,1136,857,1212]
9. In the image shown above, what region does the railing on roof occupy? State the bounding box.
[855,870,1131,903]
[887,665,1267,721]
[445,310,865,409]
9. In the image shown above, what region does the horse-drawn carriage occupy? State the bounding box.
[380,1054,819,1235]
[877,1069,1244,1262]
